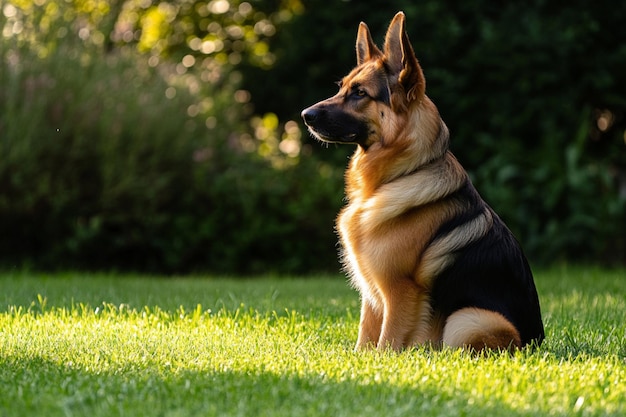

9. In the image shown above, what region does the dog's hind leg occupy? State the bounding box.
[442,307,521,352]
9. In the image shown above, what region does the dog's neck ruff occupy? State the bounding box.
[381,117,451,187]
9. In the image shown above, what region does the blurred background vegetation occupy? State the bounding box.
[1,0,624,274]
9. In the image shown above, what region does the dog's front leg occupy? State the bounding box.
[355,299,383,350]
[377,278,425,350]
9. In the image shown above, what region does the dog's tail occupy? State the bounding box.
[442,307,521,352]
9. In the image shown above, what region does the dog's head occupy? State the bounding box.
[301,12,426,150]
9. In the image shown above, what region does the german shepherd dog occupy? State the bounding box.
[301,12,544,351]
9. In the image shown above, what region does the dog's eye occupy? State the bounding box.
[352,88,368,99]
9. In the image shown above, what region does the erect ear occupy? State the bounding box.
[356,22,382,65]
[383,12,425,102]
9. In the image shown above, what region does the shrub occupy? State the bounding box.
[2,0,624,273]
[243,0,626,265]
[0,2,343,274]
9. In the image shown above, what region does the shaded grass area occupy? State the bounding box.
[1,267,625,416]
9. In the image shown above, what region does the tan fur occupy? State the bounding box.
[303,12,523,352]
[443,308,522,352]
[417,207,494,286]
[337,14,475,350]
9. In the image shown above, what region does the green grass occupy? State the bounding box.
[1,267,625,416]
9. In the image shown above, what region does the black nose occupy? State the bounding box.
[301,107,319,125]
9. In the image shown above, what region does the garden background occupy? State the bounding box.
[1,0,625,274]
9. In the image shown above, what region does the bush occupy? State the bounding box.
[243,0,626,265]
[1,0,624,273]
[0,3,343,274]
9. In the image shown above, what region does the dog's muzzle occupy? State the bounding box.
[301,104,368,145]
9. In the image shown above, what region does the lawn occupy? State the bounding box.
[1,266,625,416]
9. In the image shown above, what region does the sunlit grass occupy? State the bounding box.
[1,268,625,416]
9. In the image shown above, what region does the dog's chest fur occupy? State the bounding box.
[337,178,443,311]
[336,147,476,312]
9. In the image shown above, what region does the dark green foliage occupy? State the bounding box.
[0,9,341,274]
[245,0,626,265]
[0,0,624,273]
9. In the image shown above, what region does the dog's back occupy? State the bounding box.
[429,180,544,347]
